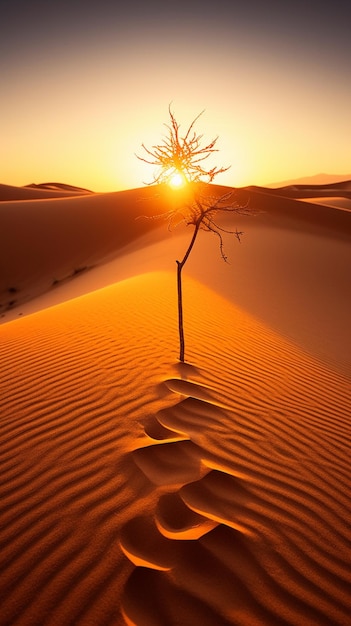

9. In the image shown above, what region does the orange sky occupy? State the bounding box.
[1,1,350,191]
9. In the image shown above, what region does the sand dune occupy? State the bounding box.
[0,184,180,313]
[0,182,350,625]
[0,182,93,201]
[299,196,351,211]
[267,173,351,189]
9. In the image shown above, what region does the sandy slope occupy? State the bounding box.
[0,184,179,312]
[0,182,350,625]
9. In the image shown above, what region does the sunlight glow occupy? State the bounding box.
[169,173,186,189]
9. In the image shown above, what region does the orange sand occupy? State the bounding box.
[0,181,350,625]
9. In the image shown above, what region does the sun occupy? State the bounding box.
[169,172,186,189]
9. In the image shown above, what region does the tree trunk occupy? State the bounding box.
[176,260,185,362]
[176,222,200,362]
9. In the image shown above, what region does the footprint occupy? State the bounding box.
[156,492,218,540]
[131,440,208,486]
[143,415,188,442]
[164,378,215,401]
[164,378,231,410]
[156,397,229,441]
[119,515,175,571]
[122,567,233,626]
[180,470,253,535]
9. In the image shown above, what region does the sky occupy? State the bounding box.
[1,0,350,192]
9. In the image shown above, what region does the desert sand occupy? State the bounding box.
[0,180,350,625]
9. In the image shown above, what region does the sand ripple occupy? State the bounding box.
[121,361,351,625]
[1,273,350,625]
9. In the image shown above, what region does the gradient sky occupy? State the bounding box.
[1,0,350,191]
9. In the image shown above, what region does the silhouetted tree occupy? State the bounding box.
[137,106,250,362]
[138,106,229,185]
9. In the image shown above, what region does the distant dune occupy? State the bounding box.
[265,181,351,196]
[0,178,350,625]
[25,181,94,194]
[266,172,351,188]
[0,182,93,201]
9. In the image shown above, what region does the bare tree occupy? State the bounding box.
[137,105,229,185]
[137,106,250,362]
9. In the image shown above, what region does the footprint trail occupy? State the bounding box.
[120,377,260,626]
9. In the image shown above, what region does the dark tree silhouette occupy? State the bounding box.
[137,106,250,362]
